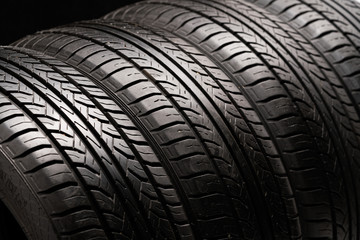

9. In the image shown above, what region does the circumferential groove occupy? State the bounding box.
[0,0,359,240]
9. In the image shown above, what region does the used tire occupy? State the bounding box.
[100,0,360,238]
[3,0,359,239]
[0,47,159,240]
[14,22,270,239]
[249,0,360,121]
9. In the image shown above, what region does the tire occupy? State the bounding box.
[249,0,360,116]
[13,22,268,240]
[0,47,157,240]
[8,0,360,239]
[10,1,357,238]
[241,0,360,238]
[99,0,360,239]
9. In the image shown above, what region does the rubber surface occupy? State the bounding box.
[102,0,360,239]
[2,0,359,239]
[0,47,151,240]
[14,23,266,239]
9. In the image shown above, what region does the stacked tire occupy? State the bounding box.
[0,0,359,239]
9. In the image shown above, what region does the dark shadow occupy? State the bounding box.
[0,200,27,240]
[0,0,142,45]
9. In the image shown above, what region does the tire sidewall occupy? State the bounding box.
[0,148,57,240]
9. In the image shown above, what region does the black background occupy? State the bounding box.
[0,0,141,46]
